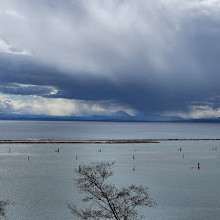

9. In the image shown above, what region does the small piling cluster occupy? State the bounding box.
[178,146,202,170]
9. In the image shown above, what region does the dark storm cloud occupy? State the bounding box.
[0,0,220,117]
[0,51,219,115]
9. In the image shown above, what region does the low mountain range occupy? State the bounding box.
[0,111,219,122]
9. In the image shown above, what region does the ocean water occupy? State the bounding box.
[0,121,219,220]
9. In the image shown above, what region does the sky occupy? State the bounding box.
[0,0,220,119]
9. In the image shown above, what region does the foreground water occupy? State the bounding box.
[0,121,219,220]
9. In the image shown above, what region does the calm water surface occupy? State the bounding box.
[0,121,219,219]
[0,120,219,139]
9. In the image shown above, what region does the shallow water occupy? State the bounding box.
[0,140,219,220]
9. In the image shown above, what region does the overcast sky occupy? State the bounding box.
[0,0,220,118]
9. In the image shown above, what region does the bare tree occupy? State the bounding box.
[0,200,9,217]
[68,161,155,220]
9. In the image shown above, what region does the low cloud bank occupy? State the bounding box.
[0,93,135,117]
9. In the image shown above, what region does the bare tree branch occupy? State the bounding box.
[68,161,155,220]
[0,200,9,217]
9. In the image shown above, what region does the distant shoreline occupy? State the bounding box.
[0,119,220,123]
[0,139,219,144]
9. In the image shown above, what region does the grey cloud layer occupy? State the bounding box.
[0,0,220,116]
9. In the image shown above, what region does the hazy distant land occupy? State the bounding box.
[0,138,219,144]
